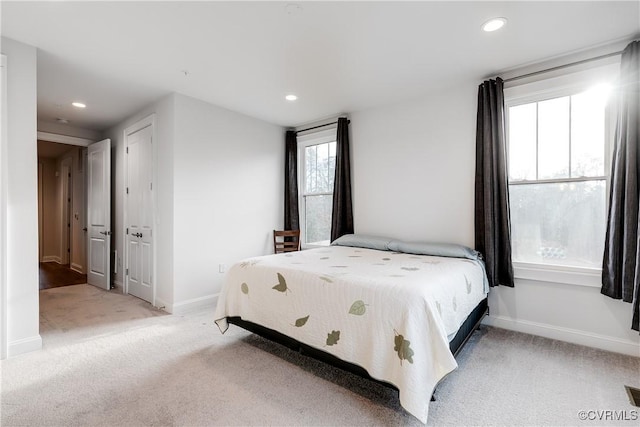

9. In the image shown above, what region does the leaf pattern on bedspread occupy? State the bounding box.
[272,273,290,293]
[326,330,340,346]
[348,300,368,315]
[216,245,488,423]
[294,315,309,327]
[239,260,261,268]
[393,330,414,365]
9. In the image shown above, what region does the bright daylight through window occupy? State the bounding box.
[507,81,613,270]
[302,140,336,245]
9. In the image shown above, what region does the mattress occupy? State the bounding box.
[215,245,488,422]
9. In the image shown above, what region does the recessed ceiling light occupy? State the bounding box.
[72,102,86,108]
[285,94,298,101]
[482,17,507,32]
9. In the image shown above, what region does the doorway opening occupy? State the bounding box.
[37,140,87,289]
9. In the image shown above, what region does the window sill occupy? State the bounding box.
[302,241,331,250]
[513,262,602,288]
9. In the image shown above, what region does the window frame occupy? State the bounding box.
[297,127,337,249]
[504,63,618,287]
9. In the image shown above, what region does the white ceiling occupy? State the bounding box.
[2,1,639,131]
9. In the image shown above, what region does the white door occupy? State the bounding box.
[86,139,111,290]
[126,125,153,303]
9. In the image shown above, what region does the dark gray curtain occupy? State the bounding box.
[330,117,354,242]
[284,130,299,231]
[474,78,515,287]
[602,41,640,332]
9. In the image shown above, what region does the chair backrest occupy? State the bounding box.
[273,230,301,254]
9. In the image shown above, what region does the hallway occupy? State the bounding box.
[39,262,87,290]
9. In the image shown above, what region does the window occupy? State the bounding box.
[505,64,617,281]
[298,129,336,246]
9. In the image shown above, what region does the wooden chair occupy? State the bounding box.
[273,230,301,254]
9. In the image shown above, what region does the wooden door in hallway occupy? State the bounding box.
[125,121,153,304]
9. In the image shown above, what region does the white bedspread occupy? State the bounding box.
[214,246,487,423]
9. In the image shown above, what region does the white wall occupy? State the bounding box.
[350,81,640,356]
[38,157,60,261]
[351,83,477,246]
[67,147,86,272]
[103,94,175,308]
[171,94,283,311]
[1,37,41,357]
[106,93,283,313]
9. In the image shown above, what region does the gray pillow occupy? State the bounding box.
[387,240,480,260]
[331,234,393,251]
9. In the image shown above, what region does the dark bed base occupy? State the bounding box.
[226,297,489,392]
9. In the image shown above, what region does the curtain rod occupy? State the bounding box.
[295,119,350,134]
[502,50,623,83]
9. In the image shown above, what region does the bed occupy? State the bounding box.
[214,234,489,423]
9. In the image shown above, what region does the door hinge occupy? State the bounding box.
[126,147,129,154]
[68,173,71,178]
[150,182,152,190]
[126,268,129,276]
[126,227,129,235]
[126,187,129,194]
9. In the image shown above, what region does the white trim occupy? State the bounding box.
[7,335,42,358]
[70,263,84,274]
[42,256,61,264]
[513,263,601,288]
[504,61,618,286]
[482,315,640,357]
[37,131,93,147]
[123,114,157,306]
[1,54,8,359]
[170,294,219,315]
[297,129,337,248]
[38,161,43,261]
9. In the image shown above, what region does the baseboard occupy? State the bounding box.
[8,334,42,357]
[170,294,219,315]
[70,263,84,274]
[41,256,61,264]
[483,315,640,357]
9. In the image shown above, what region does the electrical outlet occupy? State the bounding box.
[219,264,226,273]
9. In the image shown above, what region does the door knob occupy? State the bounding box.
[133,232,143,238]
[82,227,87,232]
[99,231,111,236]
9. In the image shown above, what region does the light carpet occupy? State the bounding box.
[1,284,638,426]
